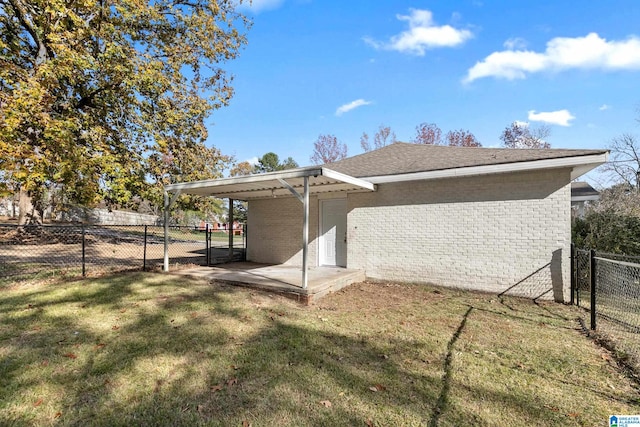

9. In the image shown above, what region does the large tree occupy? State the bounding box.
[0,0,250,224]
[310,134,347,164]
[500,122,551,149]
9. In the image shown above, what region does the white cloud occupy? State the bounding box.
[514,120,529,127]
[237,0,284,13]
[335,99,372,116]
[527,109,575,126]
[245,156,259,165]
[365,9,473,56]
[503,37,527,50]
[464,32,640,83]
[599,104,611,111]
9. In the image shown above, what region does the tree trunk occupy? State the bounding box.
[12,192,17,218]
[17,188,41,227]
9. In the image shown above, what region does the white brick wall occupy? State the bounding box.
[247,196,318,266]
[348,168,571,301]
[247,168,572,301]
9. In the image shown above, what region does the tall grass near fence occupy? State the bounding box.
[0,224,245,285]
[573,247,640,375]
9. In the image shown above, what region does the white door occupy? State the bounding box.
[319,199,347,267]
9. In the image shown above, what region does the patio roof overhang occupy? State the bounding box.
[162,167,376,289]
[164,166,376,200]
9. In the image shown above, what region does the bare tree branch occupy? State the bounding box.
[603,133,640,188]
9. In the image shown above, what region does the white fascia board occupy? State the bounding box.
[363,153,609,184]
[164,166,323,192]
[321,168,376,191]
[571,195,600,202]
[163,166,375,198]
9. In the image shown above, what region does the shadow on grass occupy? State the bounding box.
[1,272,636,426]
[429,306,473,427]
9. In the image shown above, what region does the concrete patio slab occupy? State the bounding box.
[171,262,365,304]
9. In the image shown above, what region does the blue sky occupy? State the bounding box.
[208,0,640,185]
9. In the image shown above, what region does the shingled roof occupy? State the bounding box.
[325,142,608,178]
[571,181,600,199]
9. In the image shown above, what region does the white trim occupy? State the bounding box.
[165,166,323,192]
[361,153,609,184]
[571,195,599,202]
[322,168,375,191]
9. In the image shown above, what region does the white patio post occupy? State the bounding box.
[302,176,309,289]
[163,189,181,272]
[228,198,234,260]
[163,190,169,272]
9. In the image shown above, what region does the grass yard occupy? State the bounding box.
[1,273,639,426]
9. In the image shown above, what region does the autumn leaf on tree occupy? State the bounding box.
[310,134,347,164]
[413,123,442,145]
[0,0,249,224]
[445,129,482,147]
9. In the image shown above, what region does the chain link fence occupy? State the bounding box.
[0,224,245,285]
[575,249,591,310]
[573,247,640,375]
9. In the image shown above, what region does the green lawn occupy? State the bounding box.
[1,273,638,426]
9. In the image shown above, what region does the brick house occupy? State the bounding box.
[165,143,607,302]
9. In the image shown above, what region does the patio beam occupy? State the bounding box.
[278,178,304,203]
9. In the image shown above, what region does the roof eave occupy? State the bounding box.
[361,152,609,184]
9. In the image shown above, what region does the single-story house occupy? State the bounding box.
[571,181,600,217]
[164,143,608,302]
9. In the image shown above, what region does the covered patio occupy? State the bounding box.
[172,262,365,304]
[162,166,376,301]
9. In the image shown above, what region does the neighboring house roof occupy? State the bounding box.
[571,181,600,202]
[326,142,608,183]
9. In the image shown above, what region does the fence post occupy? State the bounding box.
[143,225,148,271]
[576,249,581,307]
[590,249,596,331]
[570,243,576,305]
[81,224,86,277]
[206,223,210,266]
